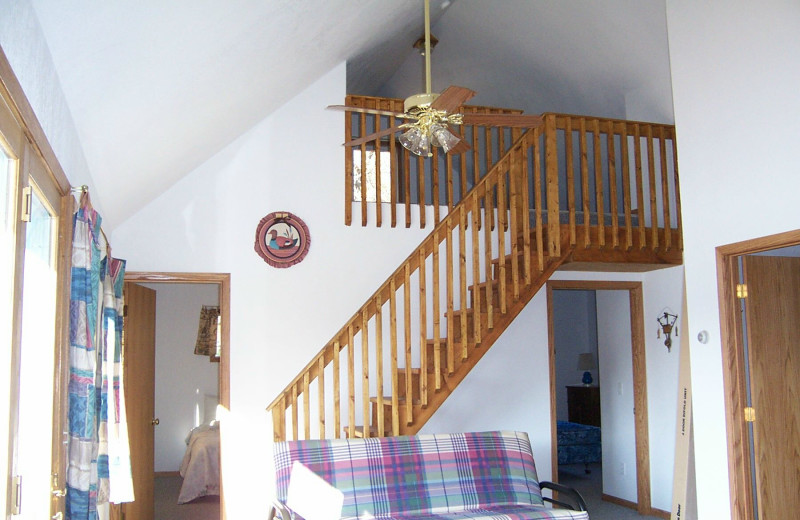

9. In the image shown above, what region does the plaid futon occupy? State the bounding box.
[273,431,588,520]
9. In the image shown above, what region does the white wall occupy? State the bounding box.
[0,0,99,212]
[552,290,597,421]
[597,290,636,503]
[144,283,220,473]
[665,2,800,517]
[111,63,435,516]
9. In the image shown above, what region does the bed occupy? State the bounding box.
[178,392,221,504]
[556,420,601,473]
[178,421,220,503]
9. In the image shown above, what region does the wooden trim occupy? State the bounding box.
[123,271,230,520]
[50,192,75,515]
[154,471,181,478]
[716,228,800,520]
[547,280,651,515]
[602,493,637,509]
[629,284,651,515]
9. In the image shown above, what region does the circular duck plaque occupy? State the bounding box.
[254,212,310,268]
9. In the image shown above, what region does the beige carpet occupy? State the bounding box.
[558,463,665,520]
[154,475,220,520]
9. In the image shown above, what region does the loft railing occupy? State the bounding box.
[344,95,681,251]
[266,105,682,441]
[344,94,524,228]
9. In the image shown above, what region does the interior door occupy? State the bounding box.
[117,282,157,520]
[741,255,800,519]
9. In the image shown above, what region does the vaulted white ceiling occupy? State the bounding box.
[28,0,672,229]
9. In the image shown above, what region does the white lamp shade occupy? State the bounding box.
[577,352,596,371]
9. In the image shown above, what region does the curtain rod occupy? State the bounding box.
[70,184,112,257]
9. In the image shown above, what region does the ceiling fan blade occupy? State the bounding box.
[430,86,477,113]
[461,113,544,128]
[343,124,404,148]
[327,105,409,119]
[448,139,471,154]
[444,125,470,154]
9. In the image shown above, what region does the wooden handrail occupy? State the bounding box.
[268,107,682,441]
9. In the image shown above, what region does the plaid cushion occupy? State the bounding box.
[350,506,588,520]
[274,431,586,520]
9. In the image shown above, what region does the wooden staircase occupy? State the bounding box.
[350,245,569,438]
[267,107,682,442]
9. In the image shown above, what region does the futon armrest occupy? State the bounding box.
[539,481,588,512]
[268,500,294,520]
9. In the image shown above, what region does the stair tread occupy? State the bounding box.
[445,307,488,318]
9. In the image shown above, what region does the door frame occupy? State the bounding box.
[124,271,230,520]
[547,280,652,515]
[716,228,800,520]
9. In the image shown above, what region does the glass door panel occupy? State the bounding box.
[14,182,58,518]
[0,142,17,518]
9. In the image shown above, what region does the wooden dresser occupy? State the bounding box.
[566,385,601,427]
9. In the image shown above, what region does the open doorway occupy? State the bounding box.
[121,272,230,520]
[547,280,661,519]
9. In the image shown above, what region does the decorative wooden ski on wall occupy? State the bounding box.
[671,288,697,520]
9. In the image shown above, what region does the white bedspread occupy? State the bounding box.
[178,422,220,504]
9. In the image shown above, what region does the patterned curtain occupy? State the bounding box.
[66,197,133,519]
[195,305,220,357]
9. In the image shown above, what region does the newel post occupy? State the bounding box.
[544,114,560,257]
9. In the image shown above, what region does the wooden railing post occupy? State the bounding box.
[544,114,560,257]
[272,396,285,441]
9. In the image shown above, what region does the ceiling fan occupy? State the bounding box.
[328,0,544,157]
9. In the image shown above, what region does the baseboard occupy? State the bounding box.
[601,494,670,519]
[155,471,181,478]
[601,493,637,510]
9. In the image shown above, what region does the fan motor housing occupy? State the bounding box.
[404,93,439,113]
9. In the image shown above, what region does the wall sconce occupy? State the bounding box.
[577,352,597,386]
[657,310,678,351]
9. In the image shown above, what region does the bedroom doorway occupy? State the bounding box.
[547,280,655,518]
[120,272,230,520]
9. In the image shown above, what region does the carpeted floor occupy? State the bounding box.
[558,463,665,520]
[154,475,220,520]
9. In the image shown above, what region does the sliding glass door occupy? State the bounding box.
[1,85,70,518]
[14,180,59,519]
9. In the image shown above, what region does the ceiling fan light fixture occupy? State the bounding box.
[399,127,431,157]
[430,124,460,153]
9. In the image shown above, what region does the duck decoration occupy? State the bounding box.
[268,229,299,250]
[254,212,311,268]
